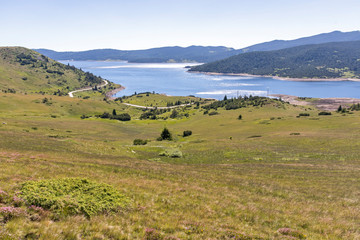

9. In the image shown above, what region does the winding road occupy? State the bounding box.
[68,80,109,98]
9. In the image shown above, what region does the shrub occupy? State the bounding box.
[248,135,262,138]
[298,113,310,117]
[238,114,242,120]
[318,111,332,115]
[20,178,130,217]
[112,113,131,121]
[208,111,219,116]
[170,110,178,119]
[183,130,192,137]
[159,149,183,158]
[100,112,111,119]
[80,114,91,119]
[290,132,301,135]
[133,139,148,145]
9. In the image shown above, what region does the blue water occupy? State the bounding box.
[60,61,360,100]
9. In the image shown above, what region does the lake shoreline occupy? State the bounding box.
[106,86,126,100]
[189,71,360,82]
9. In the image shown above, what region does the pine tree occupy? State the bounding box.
[160,128,172,140]
[337,105,342,112]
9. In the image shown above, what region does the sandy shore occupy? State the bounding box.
[189,71,360,82]
[105,86,125,100]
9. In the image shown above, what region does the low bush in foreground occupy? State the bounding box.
[20,178,130,217]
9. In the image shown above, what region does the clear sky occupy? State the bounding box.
[1,0,360,51]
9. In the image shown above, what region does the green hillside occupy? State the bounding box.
[0,47,106,95]
[0,92,359,239]
[190,41,360,79]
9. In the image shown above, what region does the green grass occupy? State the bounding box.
[0,47,107,95]
[0,92,359,239]
[120,92,206,107]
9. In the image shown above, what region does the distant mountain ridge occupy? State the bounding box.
[34,30,360,63]
[34,46,237,63]
[189,40,360,79]
[240,30,360,52]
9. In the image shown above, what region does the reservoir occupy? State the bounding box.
[60,61,360,100]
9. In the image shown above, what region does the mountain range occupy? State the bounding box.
[35,30,360,63]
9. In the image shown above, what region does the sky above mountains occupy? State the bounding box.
[2,0,360,51]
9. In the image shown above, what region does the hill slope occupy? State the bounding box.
[0,47,106,95]
[34,46,236,63]
[189,41,360,79]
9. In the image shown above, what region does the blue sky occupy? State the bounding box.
[1,0,360,51]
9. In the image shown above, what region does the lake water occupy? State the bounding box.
[60,61,360,100]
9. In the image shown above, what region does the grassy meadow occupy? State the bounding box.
[0,92,359,239]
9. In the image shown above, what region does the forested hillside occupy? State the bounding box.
[190,41,360,79]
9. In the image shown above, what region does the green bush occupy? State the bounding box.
[20,178,130,217]
[183,130,192,137]
[159,148,183,158]
[133,139,148,145]
[298,113,310,117]
[318,111,332,115]
[208,111,219,116]
[112,113,131,121]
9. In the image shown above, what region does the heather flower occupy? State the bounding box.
[28,205,49,221]
[144,228,162,240]
[0,206,26,222]
[12,196,24,207]
[29,205,45,212]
